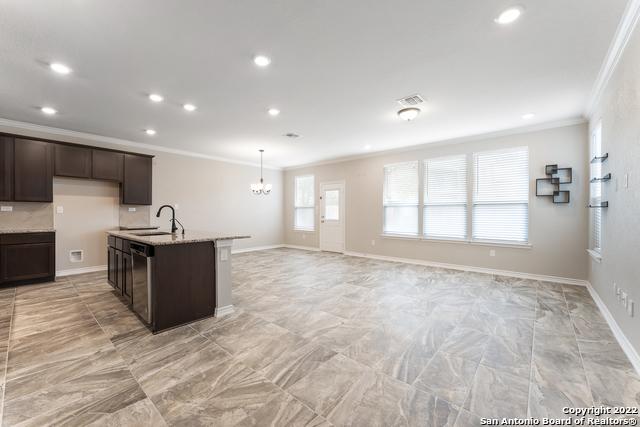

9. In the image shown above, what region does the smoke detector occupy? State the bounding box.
[397,94,425,107]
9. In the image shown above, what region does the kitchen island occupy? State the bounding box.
[106,230,249,333]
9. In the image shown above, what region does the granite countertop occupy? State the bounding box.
[107,230,250,246]
[0,228,56,234]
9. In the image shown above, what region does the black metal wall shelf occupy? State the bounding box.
[536,164,572,204]
[590,153,609,164]
[588,202,609,208]
[590,173,612,183]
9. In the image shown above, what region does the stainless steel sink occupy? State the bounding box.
[131,231,173,236]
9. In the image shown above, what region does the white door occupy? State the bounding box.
[319,182,345,253]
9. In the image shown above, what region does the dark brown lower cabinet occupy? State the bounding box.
[107,238,133,304]
[107,246,117,287]
[0,232,55,285]
[122,253,133,304]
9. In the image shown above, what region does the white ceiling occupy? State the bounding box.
[0,0,628,168]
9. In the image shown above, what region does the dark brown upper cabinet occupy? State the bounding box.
[92,149,123,182]
[14,138,53,202]
[54,144,92,178]
[0,136,14,201]
[122,154,152,205]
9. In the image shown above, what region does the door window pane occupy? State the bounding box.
[324,190,340,220]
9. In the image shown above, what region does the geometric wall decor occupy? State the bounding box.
[536,164,572,204]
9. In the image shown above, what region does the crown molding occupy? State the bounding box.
[0,117,282,171]
[585,0,640,118]
[284,116,586,170]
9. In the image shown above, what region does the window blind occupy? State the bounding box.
[472,147,529,242]
[294,175,315,230]
[423,155,467,239]
[383,161,419,235]
[591,124,602,252]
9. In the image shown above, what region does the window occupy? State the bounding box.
[590,123,603,252]
[472,147,529,243]
[383,161,419,235]
[423,155,467,239]
[294,175,315,230]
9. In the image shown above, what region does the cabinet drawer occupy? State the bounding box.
[107,235,116,248]
[115,237,124,251]
[121,239,131,254]
[0,232,55,245]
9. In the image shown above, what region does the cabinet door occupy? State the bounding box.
[92,149,123,182]
[54,144,91,178]
[0,136,13,201]
[114,250,122,292]
[14,138,53,202]
[107,246,116,287]
[122,253,133,304]
[122,154,152,205]
[0,242,55,283]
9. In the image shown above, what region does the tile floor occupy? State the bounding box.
[0,248,638,426]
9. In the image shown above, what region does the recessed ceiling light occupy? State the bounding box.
[495,6,523,25]
[397,107,421,121]
[183,103,197,112]
[50,62,72,75]
[253,55,271,67]
[41,106,57,115]
[522,113,535,120]
[268,108,280,116]
[364,144,372,150]
[148,93,164,103]
[144,129,156,136]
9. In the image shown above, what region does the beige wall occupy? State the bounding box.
[285,123,589,280]
[0,123,285,273]
[588,22,640,351]
[53,178,120,272]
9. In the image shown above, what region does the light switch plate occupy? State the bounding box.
[56,206,64,214]
[128,207,136,212]
[489,249,496,257]
[0,206,13,212]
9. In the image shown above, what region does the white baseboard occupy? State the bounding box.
[282,244,321,252]
[586,282,640,376]
[343,251,588,287]
[232,244,285,254]
[214,305,235,317]
[57,265,107,277]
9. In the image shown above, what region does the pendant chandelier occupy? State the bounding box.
[251,149,272,195]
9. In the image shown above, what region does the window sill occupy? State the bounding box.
[293,228,316,233]
[587,249,602,263]
[380,234,532,249]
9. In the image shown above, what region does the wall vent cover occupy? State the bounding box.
[69,250,83,263]
[397,94,425,107]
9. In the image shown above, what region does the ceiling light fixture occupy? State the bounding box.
[495,6,523,25]
[364,145,372,150]
[522,113,535,120]
[397,107,420,121]
[268,108,280,116]
[41,106,57,115]
[251,149,272,195]
[50,62,72,75]
[144,129,156,136]
[149,93,164,103]
[183,103,197,112]
[253,55,271,67]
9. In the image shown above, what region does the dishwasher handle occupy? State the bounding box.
[130,243,154,257]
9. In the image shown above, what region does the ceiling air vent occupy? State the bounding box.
[284,133,300,139]
[397,94,425,107]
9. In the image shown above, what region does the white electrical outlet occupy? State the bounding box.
[489,249,496,257]
[621,291,628,308]
[0,206,13,212]
[624,173,629,189]
[628,299,634,317]
[219,248,229,261]
[302,234,306,240]
[56,206,64,214]
[174,204,179,210]
[128,207,136,212]
[371,240,376,246]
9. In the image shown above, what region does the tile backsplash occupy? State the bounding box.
[0,203,53,230]
[119,205,151,228]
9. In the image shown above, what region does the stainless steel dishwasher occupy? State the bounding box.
[130,242,154,324]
